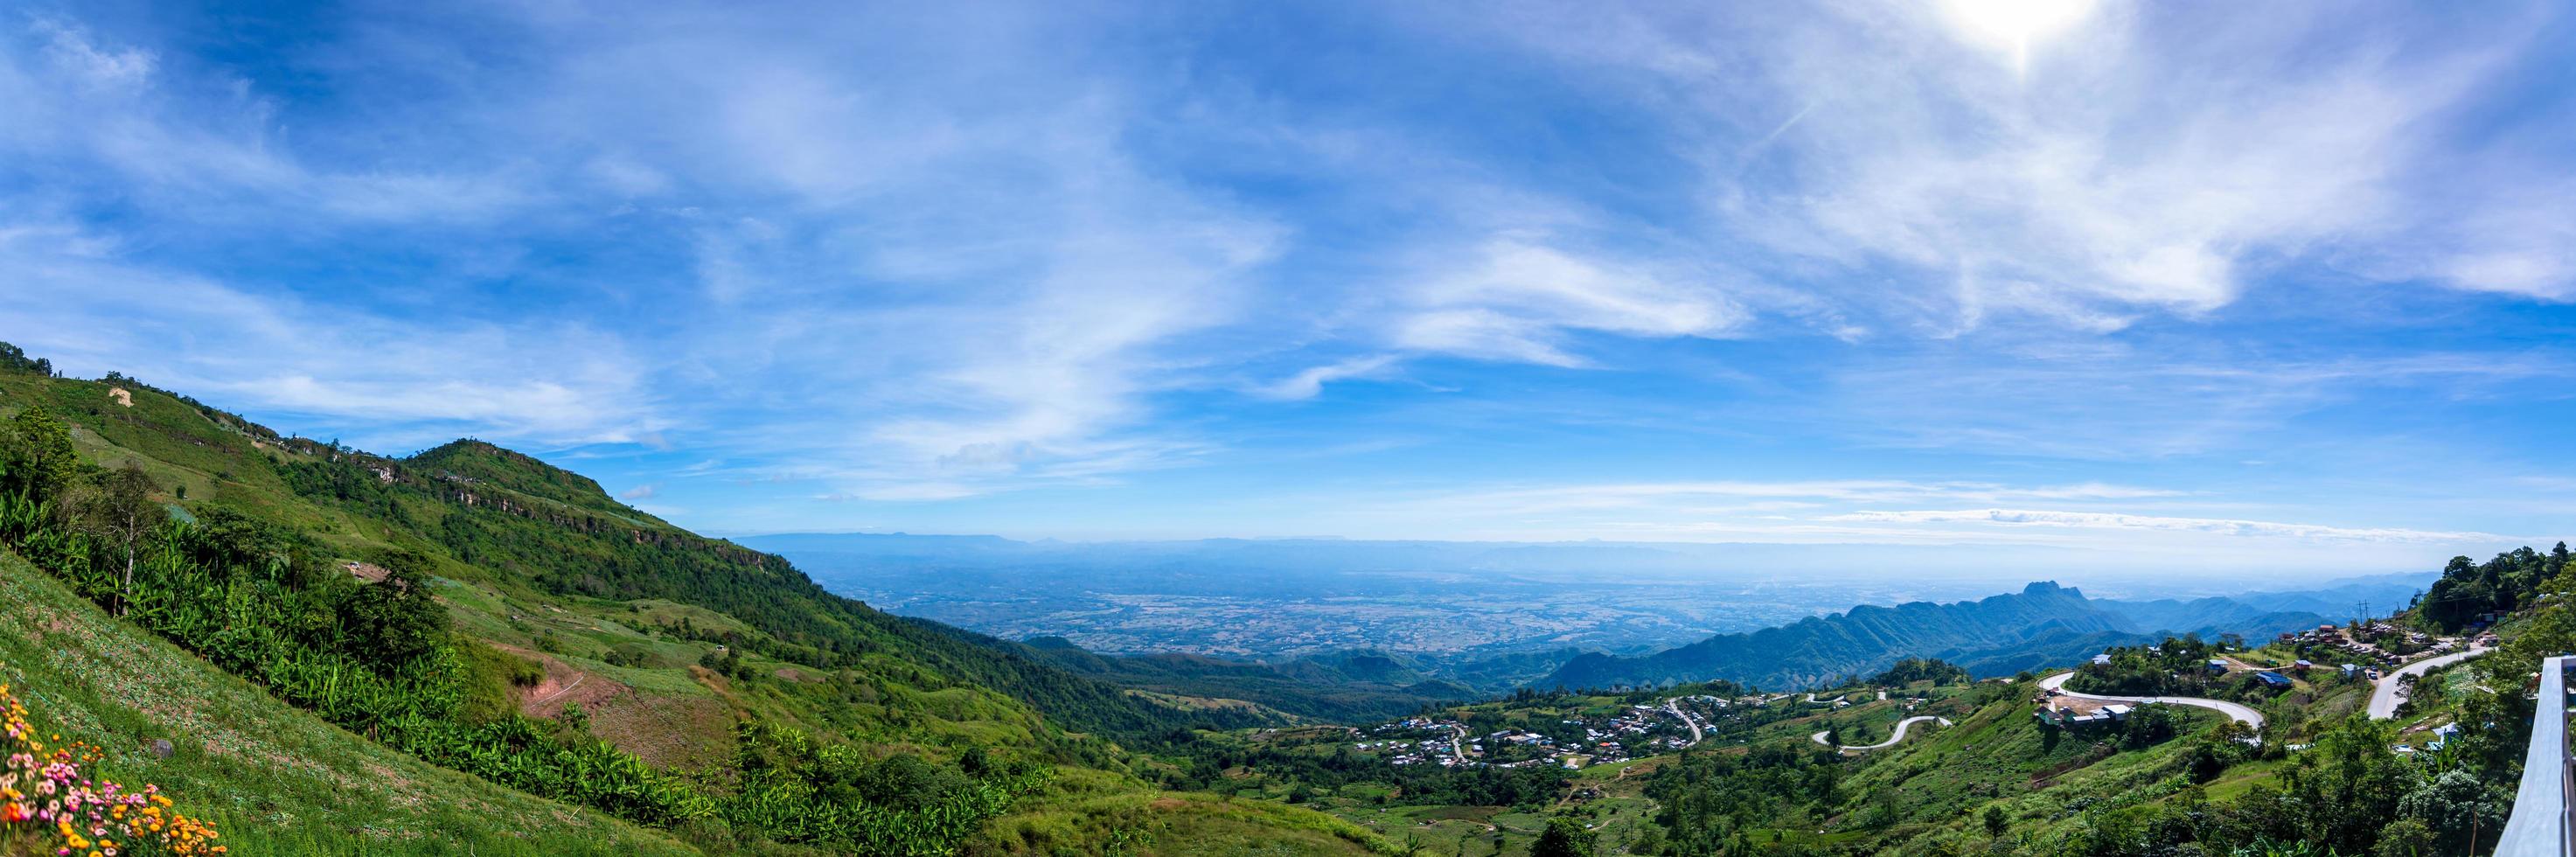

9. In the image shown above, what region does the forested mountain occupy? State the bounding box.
[2092,595,2330,640]
[1542,582,2329,691]
[0,347,1385,855]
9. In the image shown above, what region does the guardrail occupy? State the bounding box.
[2498,654,2574,856]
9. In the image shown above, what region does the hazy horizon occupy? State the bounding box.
[6,2,2572,573]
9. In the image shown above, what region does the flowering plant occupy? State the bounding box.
[1,677,226,856]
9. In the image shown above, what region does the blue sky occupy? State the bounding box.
[3,1,2572,578]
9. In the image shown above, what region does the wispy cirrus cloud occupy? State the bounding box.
[1823,509,2503,544]
[1389,239,1745,368]
[1412,479,2184,517]
[1452,1,2573,330]
[0,225,661,449]
[4,1,2573,561]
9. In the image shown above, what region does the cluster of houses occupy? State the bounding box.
[2279,624,2408,667]
[1359,698,1712,770]
[1357,718,1471,769]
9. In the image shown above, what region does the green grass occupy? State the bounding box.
[0,549,693,856]
[971,767,1393,856]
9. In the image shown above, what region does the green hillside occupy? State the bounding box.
[0,351,1384,855]
[0,548,691,855]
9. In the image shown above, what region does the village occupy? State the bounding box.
[1351,693,1734,770]
[2036,618,2497,757]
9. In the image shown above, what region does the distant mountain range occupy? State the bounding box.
[1541,581,2336,691]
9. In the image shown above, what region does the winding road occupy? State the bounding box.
[1665,701,1704,746]
[2368,644,2489,720]
[2038,672,2265,730]
[1811,715,1951,751]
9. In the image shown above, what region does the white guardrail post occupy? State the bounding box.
[2497,654,2573,856]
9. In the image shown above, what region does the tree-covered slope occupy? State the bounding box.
[1017,640,1461,723]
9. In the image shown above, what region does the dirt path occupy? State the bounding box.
[534,671,588,705]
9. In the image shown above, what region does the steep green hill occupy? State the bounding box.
[0,351,1382,855]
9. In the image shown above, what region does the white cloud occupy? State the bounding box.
[1404,479,2184,518]
[33,17,154,91]
[0,226,660,449]
[1824,347,2570,459]
[1824,508,2502,544]
[9,0,2573,548]
[1456,1,2572,331]
[1393,239,1744,366]
[1260,354,1401,401]
[2,18,533,225]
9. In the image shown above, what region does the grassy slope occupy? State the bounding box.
[1,370,1386,854]
[0,549,691,856]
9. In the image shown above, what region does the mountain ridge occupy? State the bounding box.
[1541,581,2331,690]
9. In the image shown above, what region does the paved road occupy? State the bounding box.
[2039,672,2265,730]
[2369,645,2489,720]
[1810,715,1951,751]
[1665,701,1704,746]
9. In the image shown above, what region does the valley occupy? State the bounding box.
[752,533,2041,662]
[0,349,2558,856]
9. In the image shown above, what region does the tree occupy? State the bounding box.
[1982,805,2009,837]
[0,341,51,376]
[2373,818,2436,857]
[0,405,78,502]
[2396,770,2504,854]
[78,462,162,616]
[344,547,448,671]
[1531,817,1595,857]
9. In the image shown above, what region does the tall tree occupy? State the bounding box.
[80,462,163,616]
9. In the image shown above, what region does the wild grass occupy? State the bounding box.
[0,550,692,855]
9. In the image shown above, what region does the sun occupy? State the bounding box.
[1939,0,2099,74]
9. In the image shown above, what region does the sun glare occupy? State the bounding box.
[1940,0,2098,74]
